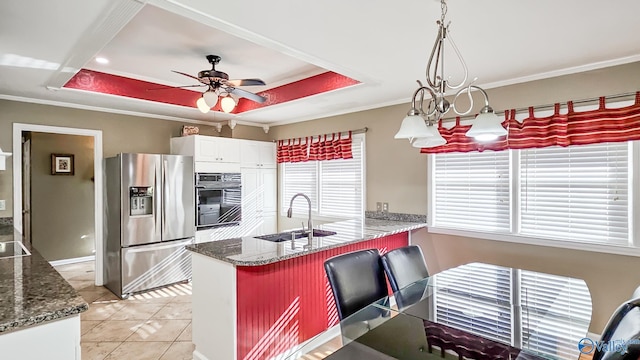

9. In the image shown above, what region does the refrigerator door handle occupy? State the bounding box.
[162,158,167,237]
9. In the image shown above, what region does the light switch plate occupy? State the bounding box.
[382,202,389,213]
[0,200,5,211]
[376,202,382,212]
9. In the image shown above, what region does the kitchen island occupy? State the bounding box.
[0,230,88,360]
[187,218,426,360]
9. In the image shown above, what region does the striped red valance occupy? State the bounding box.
[277,131,353,163]
[421,92,640,153]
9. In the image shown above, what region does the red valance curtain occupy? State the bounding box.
[421,92,640,153]
[277,131,353,163]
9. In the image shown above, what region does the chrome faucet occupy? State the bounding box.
[287,193,313,242]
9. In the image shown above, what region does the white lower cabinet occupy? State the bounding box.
[0,315,81,360]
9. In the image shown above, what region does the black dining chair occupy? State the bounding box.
[380,245,429,293]
[324,249,388,320]
[593,298,640,360]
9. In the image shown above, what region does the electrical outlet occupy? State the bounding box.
[0,200,5,211]
[376,202,382,212]
[382,202,389,213]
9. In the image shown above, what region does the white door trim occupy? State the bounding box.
[12,123,104,286]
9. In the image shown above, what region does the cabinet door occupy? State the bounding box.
[241,167,260,215]
[217,137,241,163]
[240,140,261,167]
[195,136,220,162]
[261,211,278,234]
[259,142,277,168]
[260,168,277,213]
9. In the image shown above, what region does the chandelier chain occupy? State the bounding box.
[440,0,447,25]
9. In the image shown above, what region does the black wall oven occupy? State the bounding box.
[195,173,242,228]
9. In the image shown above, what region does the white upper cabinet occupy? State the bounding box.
[171,135,240,163]
[240,140,276,168]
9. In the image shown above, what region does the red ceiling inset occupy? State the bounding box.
[63,69,360,114]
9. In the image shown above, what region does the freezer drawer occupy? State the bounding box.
[121,238,193,296]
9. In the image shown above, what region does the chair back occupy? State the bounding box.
[324,249,388,320]
[380,245,429,293]
[594,298,640,360]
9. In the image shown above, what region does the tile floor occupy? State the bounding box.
[54,261,194,360]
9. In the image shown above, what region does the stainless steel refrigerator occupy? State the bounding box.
[105,153,195,298]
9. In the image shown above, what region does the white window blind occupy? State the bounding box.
[520,270,592,359]
[434,263,513,344]
[433,150,510,232]
[320,136,364,217]
[281,134,364,218]
[520,142,629,245]
[282,161,318,215]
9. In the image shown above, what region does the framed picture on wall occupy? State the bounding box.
[51,153,74,175]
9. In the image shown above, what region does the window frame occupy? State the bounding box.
[427,103,640,257]
[280,133,366,221]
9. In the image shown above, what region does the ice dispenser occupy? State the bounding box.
[129,186,153,216]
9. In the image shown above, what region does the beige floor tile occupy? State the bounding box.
[125,291,176,304]
[81,302,126,321]
[79,290,109,304]
[83,320,143,342]
[67,280,96,291]
[104,341,171,360]
[109,303,165,320]
[68,271,96,281]
[127,319,190,342]
[81,320,103,336]
[176,322,191,342]
[153,302,192,320]
[95,291,122,302]
[56,262,94,273]
[81,341,121,360]
[159,341,195,360]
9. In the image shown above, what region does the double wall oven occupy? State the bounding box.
[195,172,242,228]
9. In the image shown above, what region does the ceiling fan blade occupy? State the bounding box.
[147,84,206,91]
[225,78,266,87]
[228,87,267,103]
[172,70,202,82]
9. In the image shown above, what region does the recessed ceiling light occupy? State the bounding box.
[95,57,109,65]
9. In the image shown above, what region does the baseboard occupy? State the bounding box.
[49,255,95,267]
[192,349,208,360]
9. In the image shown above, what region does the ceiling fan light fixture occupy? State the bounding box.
[203,91,219,108]
[196,96,210,113]
[220,95,236,113]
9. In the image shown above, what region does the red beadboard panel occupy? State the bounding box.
[236,233,409,360]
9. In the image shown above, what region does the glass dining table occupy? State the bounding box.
[286,262,592,360]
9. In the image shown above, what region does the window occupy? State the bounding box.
[430,141,633,247]
[281,134,364,219]
[433,263,591,359]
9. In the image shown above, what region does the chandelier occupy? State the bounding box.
[395,0,507,147]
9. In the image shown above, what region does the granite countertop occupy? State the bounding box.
[187,218,427,266]
[0,232,88,333]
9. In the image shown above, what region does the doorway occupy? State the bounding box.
[12,124,104,286]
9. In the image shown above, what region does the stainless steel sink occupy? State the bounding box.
[255,229,337,243]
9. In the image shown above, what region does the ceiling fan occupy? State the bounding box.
[171,54,267,113]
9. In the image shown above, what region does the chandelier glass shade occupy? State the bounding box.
[395,0,505,147]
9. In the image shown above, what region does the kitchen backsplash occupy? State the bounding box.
[364,211,426,223]
[0,217,12,226]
